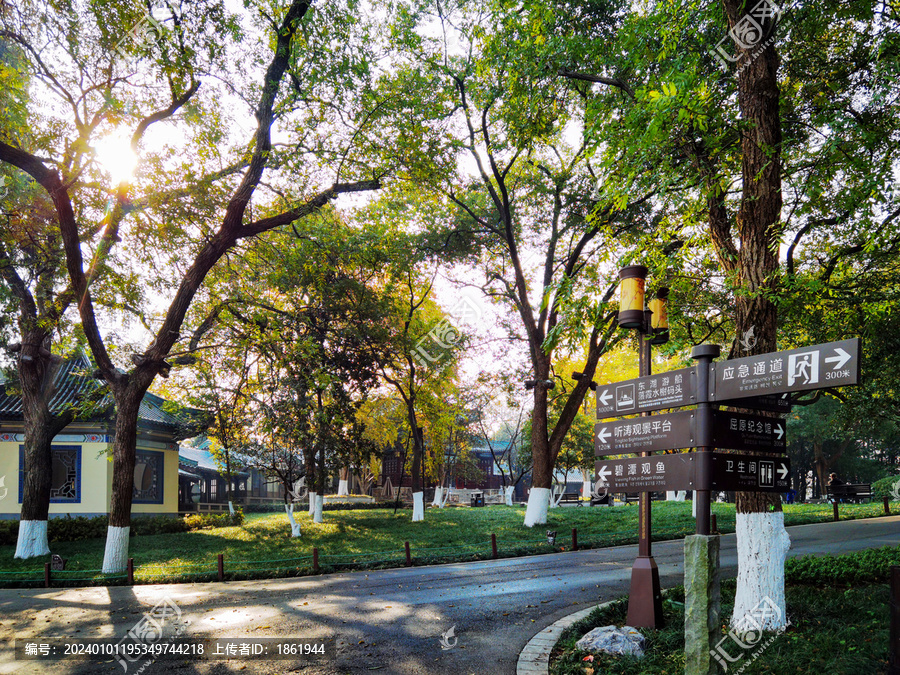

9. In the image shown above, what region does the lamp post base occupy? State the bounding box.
[626,555,664,628]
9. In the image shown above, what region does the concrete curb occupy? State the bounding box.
[515,600,616,675]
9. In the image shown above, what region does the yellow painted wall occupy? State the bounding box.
[0,436,179,518]
[0,442,19,516]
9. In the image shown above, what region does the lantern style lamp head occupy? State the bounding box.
[649,287,670,345]
[618,265,648,330]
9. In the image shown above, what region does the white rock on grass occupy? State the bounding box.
[576,625,645,658]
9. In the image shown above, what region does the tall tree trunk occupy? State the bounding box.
[338,466,350,496]
[101,382,148,573]
[314,437,325,523]
[407,406,424,522]
[16,333,72,559]
[524,354,552,526]
[305,446,316,515]
[723,0,789,631]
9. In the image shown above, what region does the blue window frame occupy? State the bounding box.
[133,449,164,504]
[18,445,81,504]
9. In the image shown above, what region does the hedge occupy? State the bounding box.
[0,508,244,546]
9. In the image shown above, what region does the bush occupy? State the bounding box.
[0,521,17,546]
[0,510,244,546]
[785,544,900,586]
[872,475,900,499]
[243,501,393,513]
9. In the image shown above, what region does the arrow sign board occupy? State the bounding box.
[712,338,860,402]
[594,410,695,456]
[594,453,699,493]
[710,453,791,492]
[594,452,791,493]
[712,411,786,453]
[596,367,696,419]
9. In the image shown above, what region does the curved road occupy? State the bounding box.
[0,516,898,674]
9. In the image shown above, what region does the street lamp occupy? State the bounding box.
[615,264,666,629]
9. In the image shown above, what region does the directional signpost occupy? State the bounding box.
[709,453,790,492]
[711,410,786,453]
[711,338,860,402]
[595,367,696,419]
[594,336,861,643]
[593,452,791,493]
[594,411,695,456]
[595,453,700,493]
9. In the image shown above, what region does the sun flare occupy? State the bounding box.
[93,131,138,185]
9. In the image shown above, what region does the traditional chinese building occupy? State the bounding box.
[0,355,209,519]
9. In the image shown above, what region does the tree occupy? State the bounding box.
[547,0,899,628]
[376,270,465,521]
[0,1,382,571]
[0,10,90,559]
[368,0,648,526]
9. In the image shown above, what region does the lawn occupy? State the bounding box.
[550,581,890,674]
[0,500,894,587]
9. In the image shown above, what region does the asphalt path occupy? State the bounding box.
[0,515,897,675]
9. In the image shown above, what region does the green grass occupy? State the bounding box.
[0,500,894,587]
[550,580,890,674]
[549,546,900,675]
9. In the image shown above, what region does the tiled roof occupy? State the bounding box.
[0,354,99,417]
[179,446,249,476]
[0,354,210,441]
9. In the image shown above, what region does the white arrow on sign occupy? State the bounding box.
[597,389,613,407]
[774,424,784,440]
[824,347,851,371]
[597,427,611,444]
[597,465,611,481]
[777,463,789,480]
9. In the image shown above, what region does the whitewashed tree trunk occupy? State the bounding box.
[308,491,317,515]
[666,491,676,500]
[101,526,130,574]
[675,491,686,501]
[284,504,301,537]
[15,520,49,559]
[411,491,424,521]
[523,487,551,527]
[504,485,515,506]
[441,487,451,507]
[228,501,235,516]
[313,494,324,523]
[432,486,443,507]
[337,480,349,496]
[582,480,592,500]
[692,497,697,517]
[732,511,791,630]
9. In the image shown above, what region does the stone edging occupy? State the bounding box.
[515,601,615,675]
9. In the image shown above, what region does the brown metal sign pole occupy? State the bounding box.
[626,311,663,628]
[691,344,721,535]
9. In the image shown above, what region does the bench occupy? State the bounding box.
[557,492,583,505]
[826,483,872,503]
